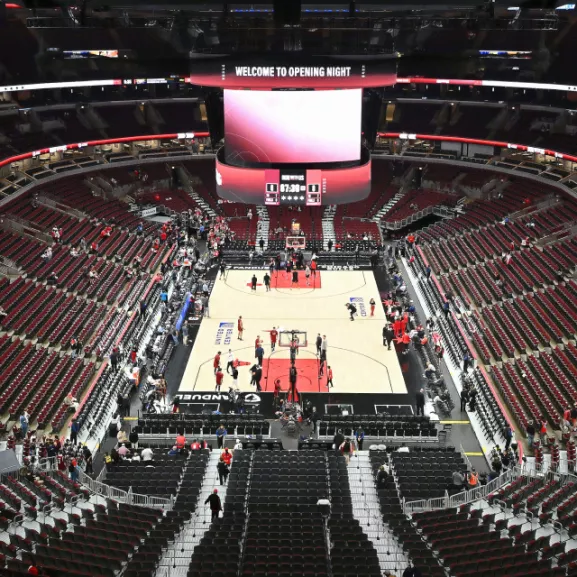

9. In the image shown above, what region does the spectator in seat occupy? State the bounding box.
[90,241,99,254]
[118,443,129,458]
[205,488,222,520]
[47,272,58,286]
[141,447,153,461]
[376,465,389,488]
[64,394,79,412]
[397,444,410,453]
[216,424,227,449]
[175,431,186,452]
[136,222,143,235]
[41,247,52,262]
[424,363,436,380]
[70,337,82,359]
[0,306,7,320]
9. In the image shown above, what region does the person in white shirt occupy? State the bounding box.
[397,445,410,453]
[233,439,243,450]
[226,350,234,374]
[141,447,154,461]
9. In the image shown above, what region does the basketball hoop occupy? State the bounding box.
[286,236,306,250]
[279,330,308,348]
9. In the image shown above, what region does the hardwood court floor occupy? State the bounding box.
[179,269,407,395]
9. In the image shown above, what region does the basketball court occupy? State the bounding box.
[179,269,407,397]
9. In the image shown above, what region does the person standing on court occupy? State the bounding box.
[205,489,222,520]
[370,298,376,316]
[316,333,322,356]
[237,316,244,340]
[264,272,271,292]
[415,388,426,417]
[215,366,224,392]
[254,365,262,392]
[216,424,227,449]
[346,302,357,321]
[251,274,257,291]
[321,335,328,359]
[291,269,299,287]
[255,344,264,366]
[384,324,395,350]
[270,327,278,352]
[214,351,221,374]
[327,365,334,388]
[226,349,234,374]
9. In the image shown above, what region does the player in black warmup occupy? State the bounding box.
[251,274,257,291]
[291,269,299,287]
[346,303,357,321]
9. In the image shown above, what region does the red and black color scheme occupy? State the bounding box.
[189,54,396,90]
[216,150,371,205]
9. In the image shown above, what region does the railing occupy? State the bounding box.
[403,463,577,515]
[403,467,519,514]
[77,468,173,510]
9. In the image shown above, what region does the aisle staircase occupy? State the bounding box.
[348,452,409,574]
[156,450,227,575]
[322,205,336,250]
[374,188,409,222]
[255,205,269,252]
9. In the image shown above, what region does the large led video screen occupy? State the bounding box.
[224,89,362,165]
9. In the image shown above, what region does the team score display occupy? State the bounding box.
[280,183,305,193]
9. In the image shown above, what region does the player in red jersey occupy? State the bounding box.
[270,327,278,352]
[237,316,244,340]
[215,367,224,392]
[213,351,221,374]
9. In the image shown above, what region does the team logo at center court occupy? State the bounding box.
[349,297,367,317]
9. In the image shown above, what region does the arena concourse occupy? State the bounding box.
[0,3,577,577]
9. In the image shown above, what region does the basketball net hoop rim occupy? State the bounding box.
[278,330,308,348]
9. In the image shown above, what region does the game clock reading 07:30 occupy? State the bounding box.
[280,183,304,193]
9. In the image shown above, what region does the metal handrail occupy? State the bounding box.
[76,468,172,510]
